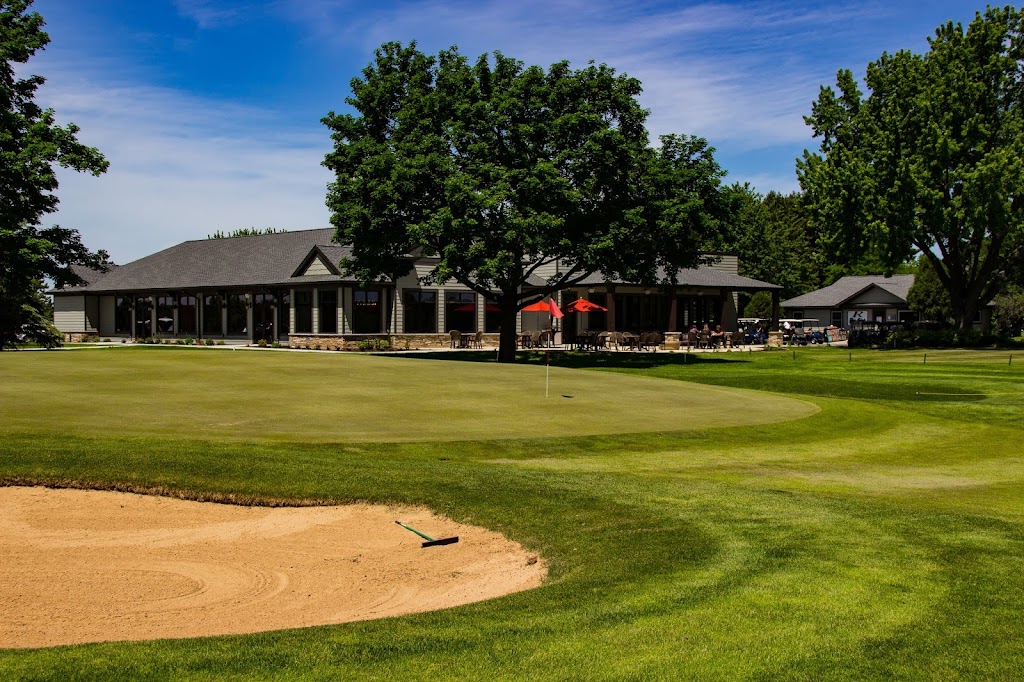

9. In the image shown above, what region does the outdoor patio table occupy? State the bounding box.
[460,332,475,348]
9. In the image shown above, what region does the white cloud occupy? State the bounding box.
[40,74,332,264]
[284,0,881,152]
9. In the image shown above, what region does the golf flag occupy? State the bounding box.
[548,298,563,319]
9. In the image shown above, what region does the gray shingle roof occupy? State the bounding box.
[76,229,352,293]
[56,228,781,295]
[573,266,781,291]
[782,275,915,308]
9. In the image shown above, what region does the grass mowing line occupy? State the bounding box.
[915,391,1024,396]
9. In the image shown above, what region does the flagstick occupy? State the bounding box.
[545,349,550,398]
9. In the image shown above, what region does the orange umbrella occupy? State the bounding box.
[522,299,552,312]
[522,299,563,318]
[565,298,607,313]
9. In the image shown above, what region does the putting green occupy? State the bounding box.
[0,349,816,442]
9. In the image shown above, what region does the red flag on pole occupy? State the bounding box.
[548,298,563,319]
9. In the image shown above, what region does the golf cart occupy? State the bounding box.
[779,319,825,345]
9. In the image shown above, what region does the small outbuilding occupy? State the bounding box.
[781,275,917,328]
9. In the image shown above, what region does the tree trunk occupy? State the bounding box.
[497,293,519,363]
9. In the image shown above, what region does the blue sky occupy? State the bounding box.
[33,0,979,263]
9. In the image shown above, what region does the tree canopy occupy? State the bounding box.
[797,6,1024,329]
[0,0,108,349]
[207,227,288,239]
[324,42,723,361]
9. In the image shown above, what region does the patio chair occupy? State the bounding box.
[650,332,663,351]
[530,330,542,348]
[473,330,483,348]
[699,330,711,349]
[730,331,744,348]
[449,329,461,349]
[686,331,698,349]
[612,331,625,351]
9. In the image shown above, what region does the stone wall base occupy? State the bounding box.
[289,333,500,351]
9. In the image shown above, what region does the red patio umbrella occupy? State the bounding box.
[521,299,552,312]
[522,298,563,318]
[565,298,607,313]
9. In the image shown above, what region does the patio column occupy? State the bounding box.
[336,286,344,334]
[150,297,157,338]
[289,288,296,333]
[771,290,780,328]
[667,291,678,332]
[312,287,320,333]
[606,286,617,332]
[246,293,254,341]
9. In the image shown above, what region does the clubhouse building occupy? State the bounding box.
[52,228,782,348]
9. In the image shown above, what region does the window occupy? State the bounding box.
[156,295,175,334]
[403,290,436,333]
[203,294,222,335]
[831,310,842,328]
[294,290,312,333]
[178,295,198,335]
[253,293,275,341]
[318,289,337,334]
[114,296,132,334]
[446,292,475,332]
[227,293,247,335]
[352,289,380,333]
[135,297,152,337]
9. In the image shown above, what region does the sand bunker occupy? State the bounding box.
[0,487,545,649]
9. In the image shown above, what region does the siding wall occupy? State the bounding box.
[85,296,99,333]
[99,296,116,336]
[53,295,86,332]
[303,257,331,276]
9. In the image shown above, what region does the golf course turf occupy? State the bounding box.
[1,346,1022,679]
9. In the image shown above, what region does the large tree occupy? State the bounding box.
[717,185,824,300]
[0,0,109,349]
[798,6,1024,329]
[324,43,723,361]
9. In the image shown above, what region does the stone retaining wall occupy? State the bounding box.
[288,333,500,351]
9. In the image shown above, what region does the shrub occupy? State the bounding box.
[257,339,268,347]
[144,337,154,344]
[271,341,281,348]
[102,338,111,343]
[215,340,225,346]
[204,338,215,346]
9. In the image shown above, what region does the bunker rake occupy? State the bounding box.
[395,520,460,548]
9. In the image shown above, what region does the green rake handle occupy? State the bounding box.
[395,520,460,547]
[395,520,435,541]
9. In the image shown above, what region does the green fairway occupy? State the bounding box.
[1,346,1022,680]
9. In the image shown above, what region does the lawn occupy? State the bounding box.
[1,346,1022,680]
